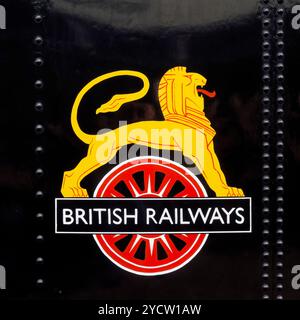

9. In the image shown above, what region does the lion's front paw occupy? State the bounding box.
[227,187,244,197]
[215,186,244,197]
[61,185,89,198]
[61,171,89,197]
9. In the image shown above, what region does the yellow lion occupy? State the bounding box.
[61,66,244,198]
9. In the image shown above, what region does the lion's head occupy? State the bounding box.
[158,66,215,120]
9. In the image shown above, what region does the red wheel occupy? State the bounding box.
[93,156,208,276]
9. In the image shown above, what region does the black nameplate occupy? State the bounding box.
[55,198,251,234]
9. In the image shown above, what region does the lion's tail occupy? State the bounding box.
[71,70,150,144]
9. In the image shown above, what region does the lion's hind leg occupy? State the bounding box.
[61,135,120,197]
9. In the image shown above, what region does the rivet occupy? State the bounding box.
[35,168,44,177]
[33,35,43,46]
[34,57,44,67]
[262,8,270,16]
[35,124,45,135]
[263,19,270,27]
[35,146,44,155]
[35,191,44,199]
[36,257,44,264]
[36,235,44,242]
[34,14,43,23]
[276,262,283,268]
[263,262,270,268]
[276,284,283,290]
[276,273,283,278]
[36,279,44,286]
[263,41,270,50]
[36,213,44,220]
[34,101,44,112]
[35,79,44,89]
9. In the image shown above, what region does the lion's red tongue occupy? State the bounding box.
[197,88,216,98]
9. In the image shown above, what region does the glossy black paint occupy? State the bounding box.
[3,0,297,300]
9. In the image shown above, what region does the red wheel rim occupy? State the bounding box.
[93,156,208,276]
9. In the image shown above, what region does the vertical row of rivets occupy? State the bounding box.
[275,0,285,300]
[33,0,46,289]
[261,0,273,300]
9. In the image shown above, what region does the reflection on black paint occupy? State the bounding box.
[0,0,266,299]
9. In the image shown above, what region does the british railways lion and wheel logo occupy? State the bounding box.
[56,66,251,276]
